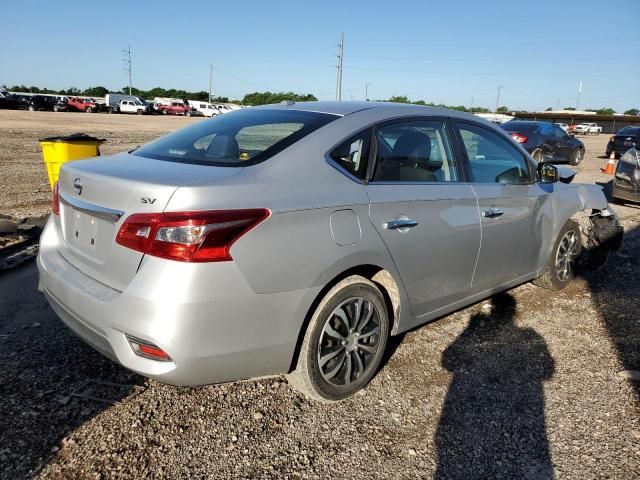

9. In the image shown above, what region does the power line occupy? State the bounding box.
[211,67,273,90]
[122,45,132,95]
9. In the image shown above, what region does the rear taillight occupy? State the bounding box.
[510,132,528,144]
[52,181,60,215]
[116,209,270,262]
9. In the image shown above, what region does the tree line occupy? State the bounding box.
[4,85,638,114]
[5,85,318,106]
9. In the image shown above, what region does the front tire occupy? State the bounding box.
[287,276,389,402]
[533,220,582,290]
[570,148,584,166]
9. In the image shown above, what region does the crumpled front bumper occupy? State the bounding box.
[579,207,624,270]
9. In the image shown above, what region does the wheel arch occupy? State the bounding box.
[287,264,402,373]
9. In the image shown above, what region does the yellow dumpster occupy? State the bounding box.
[39,133,105,190]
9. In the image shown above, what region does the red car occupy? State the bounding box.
[67,97,99,113]
[156,101,191,116]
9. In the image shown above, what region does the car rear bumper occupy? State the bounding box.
[37,216,319,386]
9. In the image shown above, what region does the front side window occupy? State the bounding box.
[134,109,337,166]
[457,123,531,184]
[372,120,458,182]
[330,130,370,180]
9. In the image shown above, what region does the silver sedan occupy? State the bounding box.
[38,101,622,401]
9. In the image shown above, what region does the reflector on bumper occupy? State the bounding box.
[126,335,172,362]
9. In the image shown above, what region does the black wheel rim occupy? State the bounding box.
[317,297,381,387]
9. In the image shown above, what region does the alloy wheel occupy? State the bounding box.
[555,230,579,281]
[317,297,381,387]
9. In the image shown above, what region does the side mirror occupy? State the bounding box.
[568,133,575,138]
[537,162,559,183]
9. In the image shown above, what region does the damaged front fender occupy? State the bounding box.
[542,183,622,272]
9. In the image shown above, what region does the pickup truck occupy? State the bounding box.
[574,123,602,135]
[117,99,149,114]
[155,101,191,116]
[67,97,99,113]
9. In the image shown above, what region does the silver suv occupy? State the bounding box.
[38,101,621,401]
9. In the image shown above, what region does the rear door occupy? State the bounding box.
[453,121,543,291]
[367,118,481,317]
[537,122,559,160]
[551,124,574,162]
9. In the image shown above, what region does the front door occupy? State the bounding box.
[367,118,481,318]
[454,121,544,291]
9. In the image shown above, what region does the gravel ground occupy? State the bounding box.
[0,111,639,479]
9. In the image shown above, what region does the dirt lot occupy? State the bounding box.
[0,111,639,479]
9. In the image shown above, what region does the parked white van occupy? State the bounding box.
[187,101,220,117]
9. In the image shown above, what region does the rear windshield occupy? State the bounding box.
[134,109,338,166]
[617,127,640,136]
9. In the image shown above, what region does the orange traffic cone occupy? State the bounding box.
[601,152,616,174]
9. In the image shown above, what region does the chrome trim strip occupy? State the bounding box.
[59,192,124,223]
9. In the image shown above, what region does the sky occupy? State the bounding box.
[1,0,639,112]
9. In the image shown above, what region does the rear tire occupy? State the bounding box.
[533,220,582,290]
[287,276,389,402]
[570,148,584,166]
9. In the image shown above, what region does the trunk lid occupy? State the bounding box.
[56,153,242,291]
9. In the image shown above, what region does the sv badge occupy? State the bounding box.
[141,197,157,204]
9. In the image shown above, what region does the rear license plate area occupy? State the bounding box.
[62,206,114,259]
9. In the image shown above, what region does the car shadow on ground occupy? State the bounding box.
[0,262,143,480]
[433,292,556,479]
[578,223,640,400]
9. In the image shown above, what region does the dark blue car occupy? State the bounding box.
[501,121,585,165]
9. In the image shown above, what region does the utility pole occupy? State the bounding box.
[209,64,213,103]
[495,85,503,113]
[556,98,560,111]
[470,96,474,112]
[365,82,371,101]
[122,45,132,95]
[576,81,582,111]
[335,33,344,101]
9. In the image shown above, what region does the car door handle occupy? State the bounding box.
[384,219,419,230]
[482,208,504,219]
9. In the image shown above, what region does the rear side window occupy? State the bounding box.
[457,123,531,184]
[134,109,337,166]
[330,130,370,180]
[537,123,554,136]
